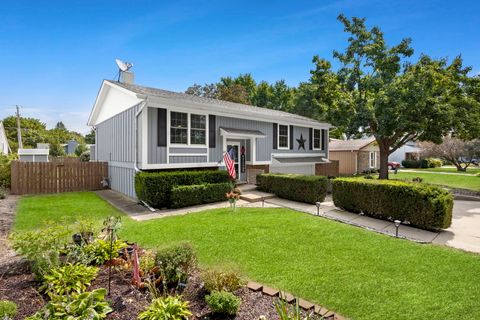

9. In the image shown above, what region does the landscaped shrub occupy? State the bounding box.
[256,174,328,204]
[201,268,244,293]
[26,288,112,320]
[40,263,98,298]
[401,159,421,168]
[421,158,443,168]
[155,242,197,286]
[137,296,192,320]
[81,239,128,265]
[205,290,241,316]
[0,300,17,319]
[170,182,232,208]
[135,170,230,208]
[332,178,453,230]
[0,154,15,189]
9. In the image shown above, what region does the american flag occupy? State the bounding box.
[223,148,236,179]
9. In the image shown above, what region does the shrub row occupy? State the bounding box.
[170,182,232,209]
[135,170,230,208]
[331,178,453,230]
[401,158,442,169]
[256,173,328,204]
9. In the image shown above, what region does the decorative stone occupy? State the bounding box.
[333,314,346,320]
[262,286,279,297]
[247,281,263,291]
[298,298,314,310]
[314,305,330,316]
[324,311,335,319]
[279,291,295,303]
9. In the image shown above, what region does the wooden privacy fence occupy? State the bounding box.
[11,161,108,195]
[315,160,340,177]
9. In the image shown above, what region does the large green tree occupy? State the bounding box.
[327,15,480,179]
[1,116,47,152]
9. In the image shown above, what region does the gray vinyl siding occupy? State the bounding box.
[169,155,208,163]
[148,107,167,164]
[109,166,136,199]
[96,104,139,199]
[170,147,207,154]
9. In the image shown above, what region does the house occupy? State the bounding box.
[389,141,421,164]
[0,121,10,155]
[329,137,380,175]
[88,74,334,199]
[18,148,49,162]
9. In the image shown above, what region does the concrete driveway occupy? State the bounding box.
[433,200,480,253]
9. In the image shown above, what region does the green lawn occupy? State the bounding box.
[13,192,480,320]
[403,166,480,175]
[394,171,480,191]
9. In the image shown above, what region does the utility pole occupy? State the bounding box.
[16,105,23,149]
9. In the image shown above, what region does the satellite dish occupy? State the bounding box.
[115,58,133,72]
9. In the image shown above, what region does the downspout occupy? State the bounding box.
[134,99,148,172]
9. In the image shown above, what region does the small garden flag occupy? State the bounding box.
[223,148,236,179]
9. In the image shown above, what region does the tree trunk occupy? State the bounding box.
[378,143,390,180]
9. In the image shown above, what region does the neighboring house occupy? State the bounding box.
[18,149,49,162]
[88,76,333,199]
[0,121,10,155]
[389,141,421,164]
[329,137,380,175]
[62,140,79,155]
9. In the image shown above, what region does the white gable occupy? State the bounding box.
[0,122,9,155]
[87,81,143,126]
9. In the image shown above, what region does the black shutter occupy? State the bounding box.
[157,108,167,147]
[309,128,313,150]
[273,123,278,149]
[208,115,216,148]
[289,125,294,150]
[321,129,327,150]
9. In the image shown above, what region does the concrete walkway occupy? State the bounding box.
[401,169,478,176]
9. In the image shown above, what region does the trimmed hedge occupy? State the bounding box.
[135,170,230,208]
[332,178,453,230]
[402,158,443,169]
[170,183,232,209]
[256,173,328,204]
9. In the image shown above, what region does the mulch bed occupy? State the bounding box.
[0,260,318,320]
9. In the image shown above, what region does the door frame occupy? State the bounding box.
[226,141,243,182]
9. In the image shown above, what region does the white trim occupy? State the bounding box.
[251,138,257,164]
[271,153,326,158]
[277,124,290,150]
[312,128,322,150]
[108,161,136,169]
[247,160,270,165]
[169,153,208,157]
[369,151,377,168]
[168,110,208,147]
[219,128,266,138]
[139,162,220,170]
[141,106,148,166]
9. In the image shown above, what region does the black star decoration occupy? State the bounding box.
[296,133,306,150]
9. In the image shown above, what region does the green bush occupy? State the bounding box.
[26,288,112,320]
[332,178,453,230]
[401,159,421,168]
[170,182,232,209]
[155,242,197,286]
[0,154,15,189]
[205,290,241,316]
[0,300,17,319]
[138,296,192,320]
[256,174,328,204]
[40,263,98,298]
[420,158,443,168]
[81,239,128,265]
[135,170,230,208]
[201,267,244,293]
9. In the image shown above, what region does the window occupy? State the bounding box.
[170,112,188,144]
[278,124,289,149]
[369,151,377,168]
[170,111,207,145]
[190,114,206,145]
[313,129,321,149]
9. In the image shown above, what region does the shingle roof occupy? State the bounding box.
[107,80,331,128]
[329,137,376,151]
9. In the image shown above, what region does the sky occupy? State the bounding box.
[1,0,479,134]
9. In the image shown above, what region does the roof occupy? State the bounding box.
[102,80,331,129]
[18,148,49,155]
[329,137,377,151]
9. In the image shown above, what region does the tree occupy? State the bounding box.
[217,83,250,104]
[49,140,65,157]
[55,121,66,130]
[75,142,88,157]
[185,83,218,98]
[85,129,95,144]
[327,15,478,179]
[1,116,47,152]
[421,137,480,171]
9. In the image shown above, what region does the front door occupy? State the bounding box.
[226,142,241,181]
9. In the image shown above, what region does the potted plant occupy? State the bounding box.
[225,187,241,212]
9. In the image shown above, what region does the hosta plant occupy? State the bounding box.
[137,295,191,320]
[82,239,127,265]
[26,288,112,320]
[40,263,98,298]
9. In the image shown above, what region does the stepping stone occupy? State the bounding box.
[298,298,314,310]
[262,286,279,297]
[314,305,330,316]
[279,291,295,303]
[247,281,263,291]
[324,311,335,319]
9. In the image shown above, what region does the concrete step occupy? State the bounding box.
[240,191,276,203]
[237,183,257,192]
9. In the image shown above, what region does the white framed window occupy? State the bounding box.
[313,129,321,150]
[278,124,289,149]
[369,151,377,168]
[169,111,207,146]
